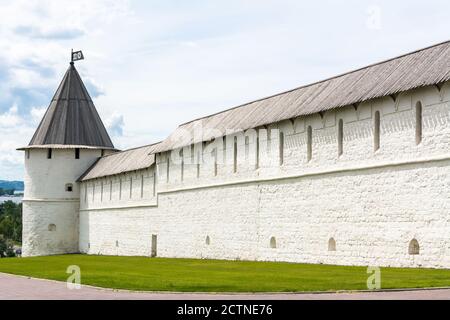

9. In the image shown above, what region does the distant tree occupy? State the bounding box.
[0,201,22,244]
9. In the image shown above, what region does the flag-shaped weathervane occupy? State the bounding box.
[71,49,84,63]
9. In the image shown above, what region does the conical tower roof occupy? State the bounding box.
[25,62,115,149]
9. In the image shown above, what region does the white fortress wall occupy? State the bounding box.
[79,82,450,267]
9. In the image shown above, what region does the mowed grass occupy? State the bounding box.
[1,255,450,292]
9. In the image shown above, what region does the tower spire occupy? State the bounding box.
[23,57,114,150]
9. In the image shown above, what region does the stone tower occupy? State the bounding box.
[18,60,115,257]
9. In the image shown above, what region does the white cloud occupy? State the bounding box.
[30,107,46,124]
[105,112,125,137]
[0,105,22,127]
[0,106,37,180]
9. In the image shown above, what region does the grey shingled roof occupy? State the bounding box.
[26,63,115,149]
[79,143,159,181]
[153,40,450,153]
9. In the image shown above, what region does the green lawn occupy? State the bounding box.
[1,255,450,292]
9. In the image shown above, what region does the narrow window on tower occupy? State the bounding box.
[140,174,144,198]
[75,148,80,159]
[47,148,52,159]
[233,136,238,173]
[307,126,312,162]
[415,101,423,145]
[101,149,105,157]
[338,119,344,156]
[26,150,30,159]
[374,111,381,151]
[279,131,284,166]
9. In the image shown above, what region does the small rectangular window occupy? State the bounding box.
[374,111,380,151]
[307,126,312,162]
[190,144,195,164]
[279,131,284,166]
[153,172,156,197]
[180,149,184,182]
[223,136,227,162]
[338,119,344,156]
[166,156,170,183]
[101,149,105,157]
[233,137,238,173]
[26,150,30,159]
[213,149,218,176]
[130,177,133,199]
[255,133,259,170]
[415,102,422,145]
[75,148,80,159]
[119,179,122,200]
[245,136,250,160]
[47,148,52,159]
[196,151,201,178]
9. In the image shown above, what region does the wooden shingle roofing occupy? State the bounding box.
[22,63,115,150]
[78,143,159,181]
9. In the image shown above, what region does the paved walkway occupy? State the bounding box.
[1,273,450,300]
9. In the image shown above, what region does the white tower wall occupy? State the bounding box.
[22,148,102,257]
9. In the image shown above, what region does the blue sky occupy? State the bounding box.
[0,0,449,180]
